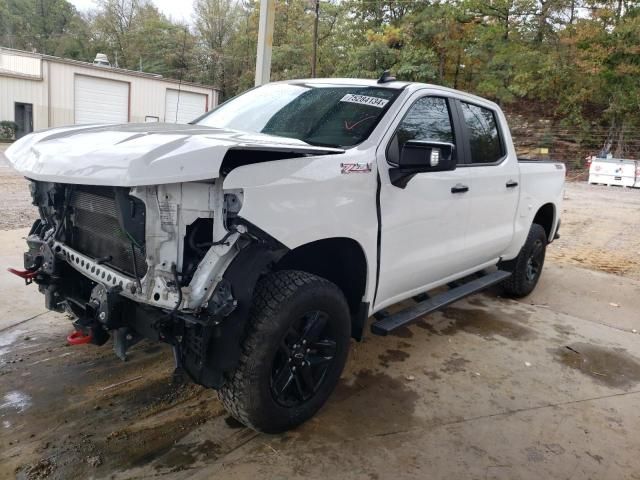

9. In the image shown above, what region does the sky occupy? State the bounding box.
[69,0,196,24]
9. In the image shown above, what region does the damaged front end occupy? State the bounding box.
[15,179,284,388]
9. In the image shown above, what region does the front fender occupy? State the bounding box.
[182,242,286,388]
[223,153,379,302]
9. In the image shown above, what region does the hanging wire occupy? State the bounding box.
[174,26,189,123]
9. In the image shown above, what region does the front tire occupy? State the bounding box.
[500,223,548,298]
[218,270,351,433]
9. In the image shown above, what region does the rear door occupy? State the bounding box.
[455,100,519,265]
[375,93,472,310]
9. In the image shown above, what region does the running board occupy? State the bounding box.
[370,270,511,336]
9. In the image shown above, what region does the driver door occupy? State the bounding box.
[374,94,473,310]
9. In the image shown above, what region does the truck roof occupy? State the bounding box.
[279,77,411,90]
[274,77,500,110]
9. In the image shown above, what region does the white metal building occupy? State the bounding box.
[0,48,220,139]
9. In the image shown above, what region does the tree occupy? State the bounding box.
[2,0,638,158]
[0,0,90,58]
[90,0,196,79]
[567,5,640,156]
[194,0,240,91]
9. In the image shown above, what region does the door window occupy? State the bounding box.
[387,97,455,165]
[460,102,504,164]
[396,97,454,148]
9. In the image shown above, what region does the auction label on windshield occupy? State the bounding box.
[340,94,389,108]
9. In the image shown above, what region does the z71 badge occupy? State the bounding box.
[341,162,372,174]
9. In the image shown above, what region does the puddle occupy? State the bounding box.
[289,369,422,440]
[337,368,420,408]
[0,328,27,360]
[440,354,471,374]
[113,415,213,468]
[423,370,442,381]
[156,440,222,472]
[467,296,488,307]
[6,337,224,479]
[378,349,410,367]
[390,326,413,338]
[439,307,536,341]
[102,373,207,414]
[414,319,438,333]
[0,390,32,413]
[224,416,244,429]
[554,324,575,336]
[554,343,640,388]
[0,328,27,348]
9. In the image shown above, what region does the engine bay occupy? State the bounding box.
[20,179,246,364]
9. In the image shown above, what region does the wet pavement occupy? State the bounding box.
[1,226,640,479]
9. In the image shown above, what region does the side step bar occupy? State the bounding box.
[370,270,511,336]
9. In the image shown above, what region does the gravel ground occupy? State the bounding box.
[0,145,38,231]
[2,142,638,279]
[549,182,640,280]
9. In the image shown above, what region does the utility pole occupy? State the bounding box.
[255,0,276,86]
[311,0,320,77]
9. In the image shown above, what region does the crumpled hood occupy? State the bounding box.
[5,123,343,186]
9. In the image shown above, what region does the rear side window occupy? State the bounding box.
[460,102,503,164]
[396,97,454,148]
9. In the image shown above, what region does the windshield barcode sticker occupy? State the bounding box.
[340,94,389,108]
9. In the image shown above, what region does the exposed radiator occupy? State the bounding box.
[69,186,147,277]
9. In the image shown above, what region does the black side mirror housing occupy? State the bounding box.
[389,140,456,188]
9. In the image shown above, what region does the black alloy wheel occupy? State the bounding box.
[218,270,350,433]
[525,238,545,283]
[271,310,337,407]
[500,223,548,298]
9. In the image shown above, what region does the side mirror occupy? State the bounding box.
[390,140,456,188]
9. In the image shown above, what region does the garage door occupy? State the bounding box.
[74,75,129,124]
[165,89,207,124]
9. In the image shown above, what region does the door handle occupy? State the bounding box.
[451,184,469,194]
[506,180,519,188]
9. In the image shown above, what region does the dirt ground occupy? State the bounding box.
[1,144,640,479]
[548,182,640,279]
[0,146,39,231]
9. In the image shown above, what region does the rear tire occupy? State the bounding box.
[218,270,350,433]
[500,223,547,298]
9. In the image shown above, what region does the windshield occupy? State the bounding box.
[195,83,399,148]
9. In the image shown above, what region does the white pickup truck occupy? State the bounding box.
[6,77,564,433]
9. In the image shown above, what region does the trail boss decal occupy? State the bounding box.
[341,162,372,174]
[340,94,389,108]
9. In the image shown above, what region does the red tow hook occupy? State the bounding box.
[7,267,39,285]
[67,330,93,345]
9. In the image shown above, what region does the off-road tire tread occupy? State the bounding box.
[218,270,344,431]
[500,223,547,298]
